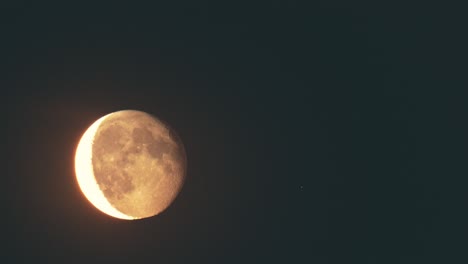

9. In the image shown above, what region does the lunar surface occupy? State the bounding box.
[75,110,187,220]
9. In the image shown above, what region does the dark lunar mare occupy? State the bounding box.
[92,122,136,201]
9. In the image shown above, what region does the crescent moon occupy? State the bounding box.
[75,113,135,220]
[75,110,186,220]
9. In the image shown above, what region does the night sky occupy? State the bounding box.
[3,2,467,263]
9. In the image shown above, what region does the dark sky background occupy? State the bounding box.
[2,2,467,263]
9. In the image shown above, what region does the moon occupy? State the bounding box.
[75,110,187,220]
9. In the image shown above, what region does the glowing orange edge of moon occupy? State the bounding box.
[74,114,137,220]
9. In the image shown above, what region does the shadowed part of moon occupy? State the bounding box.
[91,110,186,219]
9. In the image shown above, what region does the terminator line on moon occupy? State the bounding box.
[75,110,187,220]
